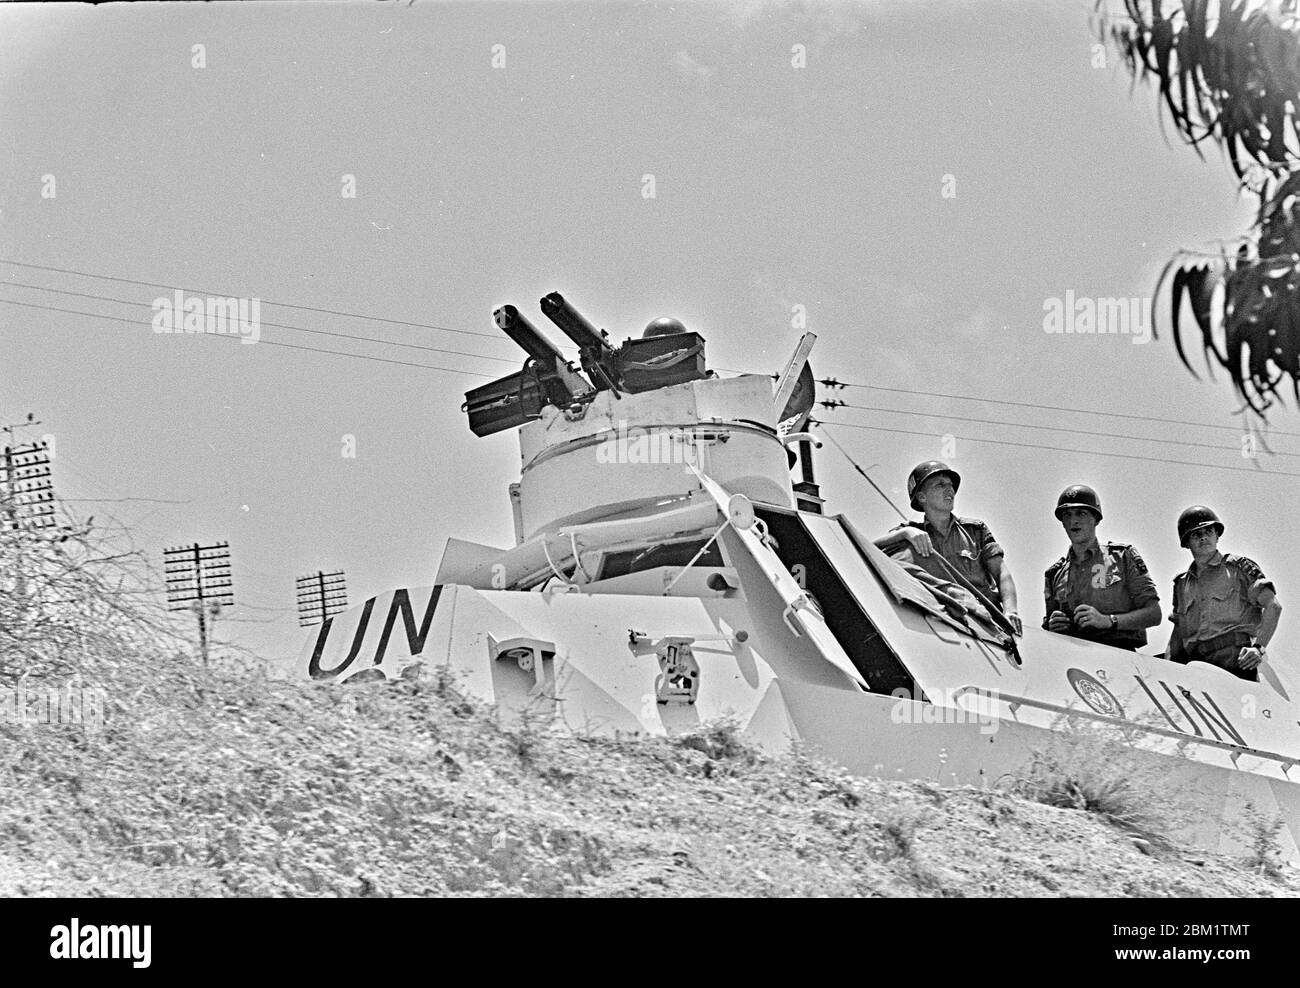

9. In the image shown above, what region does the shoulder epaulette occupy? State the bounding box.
[1224,554,1266,581]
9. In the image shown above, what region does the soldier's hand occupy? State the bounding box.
[1237,647,1264,671]
[1005,612,1023,637]
[1047,610,1071,633]
[1073,604,1108,630]
[903,529,933,557]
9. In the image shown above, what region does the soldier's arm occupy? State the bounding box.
[874,525,932,557]
[873,528,912,551]
[1166,622,1188,662]
[1116,600,1162,632]
[1236,559,1281,649]
[1165,579,1188,662]
[1256,588,1282,649]
[1041,570,1055,630]
[1119,547,1161,630]
[986,554,1019,619]
[977,524,1018,617]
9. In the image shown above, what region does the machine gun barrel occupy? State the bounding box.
[540,292,620,393]
[494,305,569,366]
[540,292,612,353]
[492,303,591,406]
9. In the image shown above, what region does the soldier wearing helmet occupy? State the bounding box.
[874,460,1022,634]
[1042,485,1160,651]
[1166,506,1282,682]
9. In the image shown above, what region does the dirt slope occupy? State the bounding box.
[1,650,1294,898]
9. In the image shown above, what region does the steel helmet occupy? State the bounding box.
[1054,484,1103,522]
[1178,505,1224,547]
[643,317,689,338]
[907,460,961,511]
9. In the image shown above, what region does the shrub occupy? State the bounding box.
[1001,717,1198,848]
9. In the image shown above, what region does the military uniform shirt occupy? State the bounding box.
[1042,541,1159,648]
[1171,552,1274,649]
[891,515,1003,598]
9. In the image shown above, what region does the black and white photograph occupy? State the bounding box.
[2,0,1298,923]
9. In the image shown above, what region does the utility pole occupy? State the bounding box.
[1,414,54,531]
[295,569,348,627]
[1,415,53,608]
[164,541,233,666]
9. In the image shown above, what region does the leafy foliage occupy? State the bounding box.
[1098,0,1300,413]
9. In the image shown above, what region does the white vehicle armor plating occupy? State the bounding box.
[276,293,1300,864]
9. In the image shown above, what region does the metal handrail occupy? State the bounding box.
[951,685,1299,773]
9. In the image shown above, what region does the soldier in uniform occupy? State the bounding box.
[1166,505,1282,682]
[1042,485,1160,651]
[874,460,1022,634]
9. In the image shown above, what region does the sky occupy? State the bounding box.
[1,0,1295,675]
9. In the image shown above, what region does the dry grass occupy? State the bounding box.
[1000,716,1205,850]
[1241,802,1287,881]
[1,515,1296,897]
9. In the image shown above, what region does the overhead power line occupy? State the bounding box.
[818,400,1300,458]
[9,256,1293,448]
[15,287,1289,473]
[1,280,522,367]
[0,257,507,343]
[715,365,1300,440]
[0,297,498,379]
[815,378,1300,440]
[812,420,1300,480]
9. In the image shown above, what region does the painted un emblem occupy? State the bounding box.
[1066,668,1125,718]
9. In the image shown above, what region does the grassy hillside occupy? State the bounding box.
[1,523,1294,897]
[1,648,1295,898]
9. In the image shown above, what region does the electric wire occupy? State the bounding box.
[818,400,1300,458]
[13,289,1297,477]
[715,367,1300,440]
[9,261,1299,475]
[814,419,1300,479]
[1,280,523,366]
[0,297,497,379]
[12,256,1292,439]
[820,379,1300,440]
[0,257,505,342]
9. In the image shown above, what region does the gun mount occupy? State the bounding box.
[465,293,710,437]
[461,305,590,438]
[492,304,590,407]
[540,292,620,393]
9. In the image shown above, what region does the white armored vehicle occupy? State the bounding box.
[280,293,1300,862]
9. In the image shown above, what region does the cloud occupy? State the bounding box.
[675,50,716,82]
[723,0,894,46]
[748,267,801,315]
[897,286,938,319]
[953,307,1004,341]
